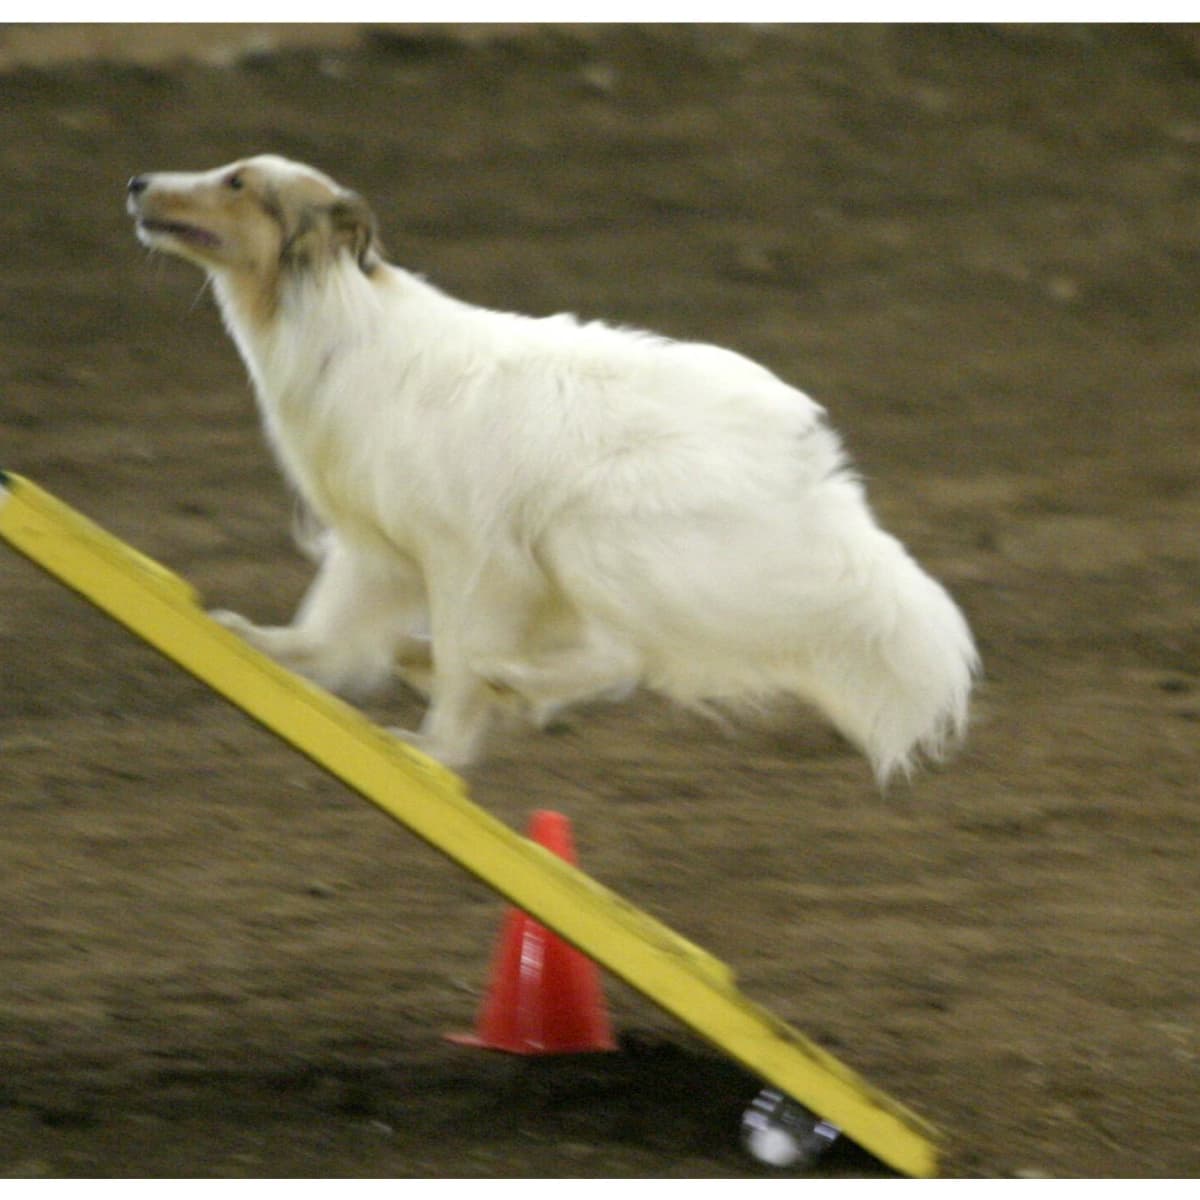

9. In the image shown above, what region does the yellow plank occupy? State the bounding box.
[0,470,943,1177]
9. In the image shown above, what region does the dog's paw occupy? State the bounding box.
[388,726,430,752]
[386,727,477,771]
[209,608,257,637]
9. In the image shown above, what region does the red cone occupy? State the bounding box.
[447,810,617,1054]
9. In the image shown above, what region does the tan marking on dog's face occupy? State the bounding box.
[127,155,382,325]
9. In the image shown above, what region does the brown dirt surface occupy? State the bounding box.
[2,23,1199,1179]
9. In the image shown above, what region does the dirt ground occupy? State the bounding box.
[1,23,1198,1179]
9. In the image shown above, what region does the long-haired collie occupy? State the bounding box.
[127,155,978,779]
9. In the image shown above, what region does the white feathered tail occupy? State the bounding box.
[784,523,979,784]
[542,431,979,788]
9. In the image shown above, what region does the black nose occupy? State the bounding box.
[127,175,149,195]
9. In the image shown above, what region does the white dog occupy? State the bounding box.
[127,154,978,779]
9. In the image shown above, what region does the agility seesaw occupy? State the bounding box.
[0,470,943,1177]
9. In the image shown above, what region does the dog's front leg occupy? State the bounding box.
[392,622,503,771]
[389,602,501,768]
[393,667,496,770]
[390,549,539,768]
[212,537,427,699]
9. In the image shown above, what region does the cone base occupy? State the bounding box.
[445,1030,618,1055]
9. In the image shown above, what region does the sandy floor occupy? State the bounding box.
[1,24,1198,1178]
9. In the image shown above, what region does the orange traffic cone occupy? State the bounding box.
[447,810,617,1054]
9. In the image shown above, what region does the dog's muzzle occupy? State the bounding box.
[126,175,221,250]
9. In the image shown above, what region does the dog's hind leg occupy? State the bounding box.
[212,539,427,698]
[478,626,641,727]
[463,521,644,725]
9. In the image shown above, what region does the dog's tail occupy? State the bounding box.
[794,526,979,786]
[540,477,978,786]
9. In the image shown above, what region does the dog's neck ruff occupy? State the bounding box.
[213,255,388,409]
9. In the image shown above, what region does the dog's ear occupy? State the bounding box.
[329,190,383,274]
[279,206,321,272]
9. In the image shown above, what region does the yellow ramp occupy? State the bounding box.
[0,470,942,1177]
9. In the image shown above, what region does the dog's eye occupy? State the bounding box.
[225,172,245,191]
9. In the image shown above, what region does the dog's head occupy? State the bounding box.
[126,155,383,282]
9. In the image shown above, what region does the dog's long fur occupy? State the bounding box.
[128,154,979,779]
